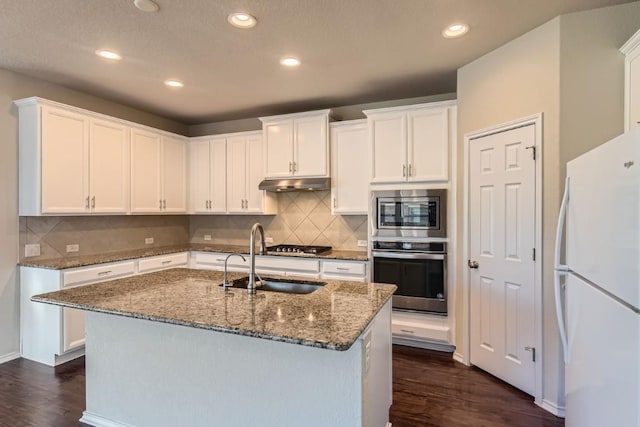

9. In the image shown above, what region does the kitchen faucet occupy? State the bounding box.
[248,222,266,294]
[222,253,246,291]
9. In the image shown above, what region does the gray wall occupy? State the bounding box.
[0,67,186,360]
[188,93,456,136]
[456,1,640,410]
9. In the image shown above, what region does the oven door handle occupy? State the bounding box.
[372,250,446,260]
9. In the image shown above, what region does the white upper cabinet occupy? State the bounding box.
[226,131,276,214]
[89,119,129,213]
[190,137,226,213]
[130,128,187,213]
[365,101,455,184]
[260,110,331,178]
[330,120,369,214]
[621,29,640,131]
[15,98,129,215]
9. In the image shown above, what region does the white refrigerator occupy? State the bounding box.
[555,127,640,427]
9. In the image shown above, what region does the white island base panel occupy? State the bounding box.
[80,302,392,427]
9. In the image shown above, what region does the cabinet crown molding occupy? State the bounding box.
[621,28,640,55]
[259,108,332,123]
[363,99,457,117]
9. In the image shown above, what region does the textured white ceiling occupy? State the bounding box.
[0,0,635,124]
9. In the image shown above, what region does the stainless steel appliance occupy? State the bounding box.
[266,244,332,255]
[372,189,446,238]
[372,241,447,314]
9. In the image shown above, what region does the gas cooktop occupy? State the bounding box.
[266,244,332,255]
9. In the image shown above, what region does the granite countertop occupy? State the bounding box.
[19,243,368,270]
[32,268,395,351]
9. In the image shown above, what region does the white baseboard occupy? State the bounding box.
[80,412,135,427]
[452,351,469,365]
[393,336,455,353]
[539,399,566,418]
[0,351,20,364]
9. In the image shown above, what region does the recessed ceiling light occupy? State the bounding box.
[134,0,159,12]
[95,49,122,61]
[164,79,184,88]
[280,57,301,67]
[227,12,257,29]
[442,23,469,38]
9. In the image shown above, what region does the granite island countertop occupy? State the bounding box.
[19,243,368,270]
[32,268,395,351]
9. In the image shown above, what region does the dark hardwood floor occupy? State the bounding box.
[390,346,564,427]
[0,345,564,426]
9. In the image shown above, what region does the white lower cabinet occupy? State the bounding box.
[138,252,189,273]
[20,260,136,366]
[321,260,368,282]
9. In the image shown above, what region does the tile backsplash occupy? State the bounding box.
[19,215,190,261]
[190,191,368,249]
[19,191,367,262]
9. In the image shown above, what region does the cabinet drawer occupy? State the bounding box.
[256,256,320,274]
[322,261,366,276]
[138,252,188,273]
[63,261,135,287]
[193,252,249,271]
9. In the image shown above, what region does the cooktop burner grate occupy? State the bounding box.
[266,244,332,255]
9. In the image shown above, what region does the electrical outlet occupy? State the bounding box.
[357,240,368,248]
[24,243,40,257]
[66,244,79,253]
[145,237,154,245]
[203,234,212,241]
[264,236,274,243]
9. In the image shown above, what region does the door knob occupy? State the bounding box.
[468,260,479,269]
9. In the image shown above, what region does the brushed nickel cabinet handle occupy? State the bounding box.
[91,196,95,209]
[400,329,415,334]
[336,267,349,271]
[333,197,336,208]
[159,199,163,210]
[408,164,412,177]
[163,199,167,209]
[293,161,297,173]
[403,165,406,177]
[289,162,292,173]
[85,196,90,209]
[97,270,112,276]
[161,260,172,265]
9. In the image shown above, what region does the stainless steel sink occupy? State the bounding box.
[221,276,326,294]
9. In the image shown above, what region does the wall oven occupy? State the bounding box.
[372,241,447,314]
[372,189,446,238]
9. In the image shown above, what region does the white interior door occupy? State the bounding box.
[469,124,536,395]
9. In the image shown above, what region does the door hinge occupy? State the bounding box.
[526,145,536,160]
[525,346,536,362]
[532,248,536,261]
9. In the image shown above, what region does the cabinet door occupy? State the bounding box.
[331,122,368,214]
[369,113,406,183]
[227,137,247,213]
[131,128,161,212]
[89,119,129,213]
[245,133,265,213]
[407,108,449,182]
[264,120,294,178]
[161,136,187,212]
[294,115,328,177]
[62,306,85,353]
[41,106,89,213]
[209,138,227,213]
[629,53,640,130]
[190,139,211,213]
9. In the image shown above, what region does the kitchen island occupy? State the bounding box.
[32,268,395,427]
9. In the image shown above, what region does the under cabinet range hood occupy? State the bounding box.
[258,177,331,192]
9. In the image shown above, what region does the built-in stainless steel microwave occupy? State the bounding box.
[372,189,446,238]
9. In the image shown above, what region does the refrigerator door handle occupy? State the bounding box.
[554,176,570,364]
